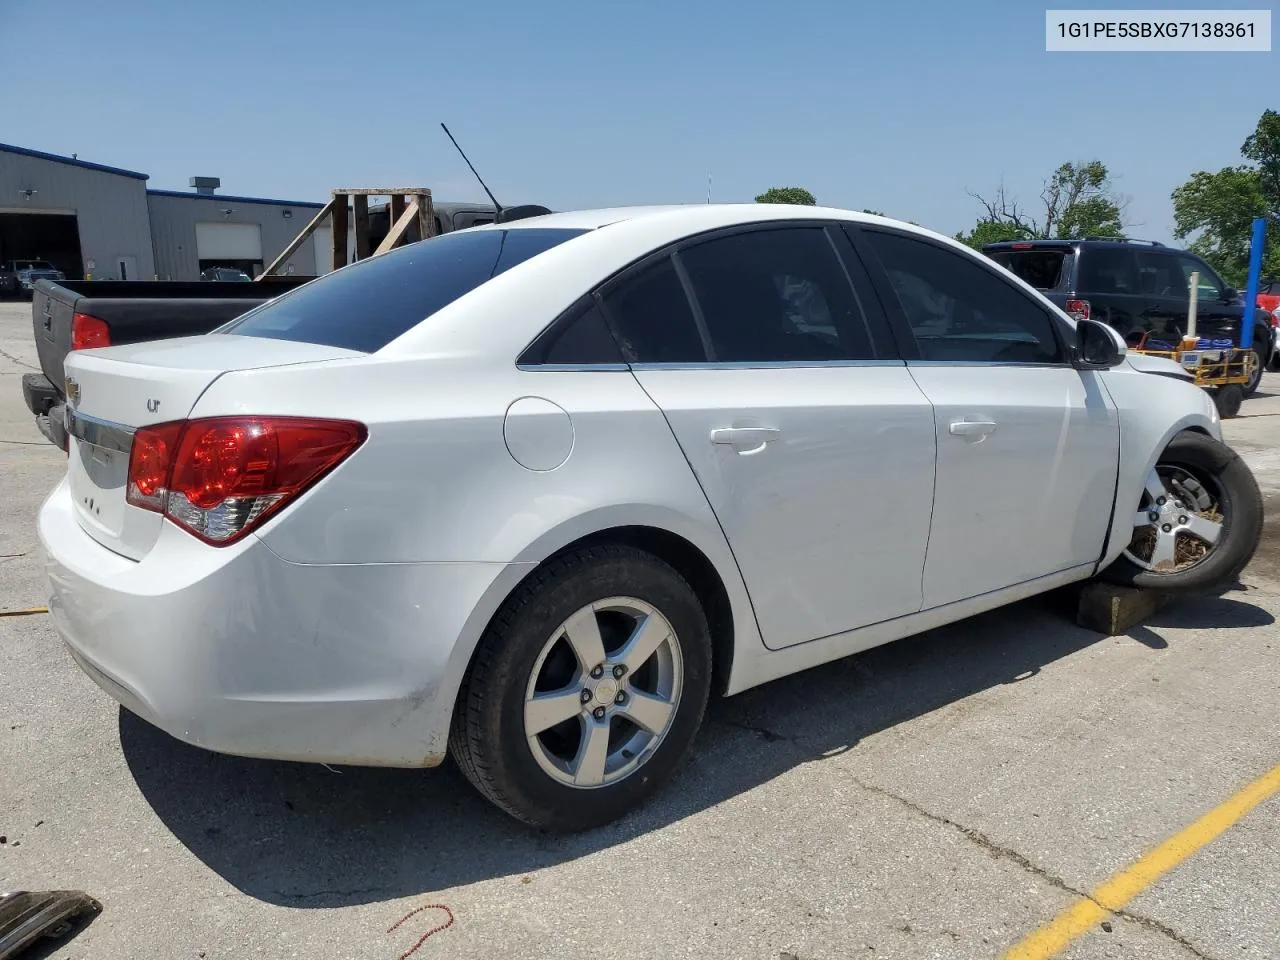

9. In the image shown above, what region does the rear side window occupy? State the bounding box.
[1136,251,1182,296]
[220,228,587,352]
[1076,248,1139,295]
[985,249,1070,291]
[601,257,706,363]
[679,227,876,361]
[524,301,623,365]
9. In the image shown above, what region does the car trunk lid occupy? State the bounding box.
[63,334,363,560]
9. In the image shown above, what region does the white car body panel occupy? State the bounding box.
[631,364,936,648]
[907,365,1119,608]
[38,203,1226,768]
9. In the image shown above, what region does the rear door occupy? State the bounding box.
[851,226,1119,609]
[1135,248,1188,342]
[1074,246,1146,344]
[607,223,937,650]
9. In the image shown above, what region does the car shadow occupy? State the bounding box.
[119,590,1273,909]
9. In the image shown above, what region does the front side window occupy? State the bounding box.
[864,230,1063,364]
[1177,255,1225,300]
[220,227,587,352]
[678,227,876,362]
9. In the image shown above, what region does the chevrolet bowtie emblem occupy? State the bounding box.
[64,377,81,407]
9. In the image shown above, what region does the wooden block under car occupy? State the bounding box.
[1075,582,1171,635]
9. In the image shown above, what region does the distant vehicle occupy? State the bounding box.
[983,238,1276,395]
[39,205,1261,831]
[1258,278,1280,317]
[200,267,253,282]
[1,259,65,298]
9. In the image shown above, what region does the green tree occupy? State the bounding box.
[755,186,816,205]
[1174,109,1280,287]
[961,161,1127,244]
[954,218,1032,250]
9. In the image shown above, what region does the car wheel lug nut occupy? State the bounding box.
[1148,511,1159,522]
[590,665,604,679]
[1179,516,1188,524]
[1162,523,1172,532]
[1157,496,1166,505]
[592,707,606,721]
[580,689,592,704]
[612,664,626,679]
[614,691,626,704]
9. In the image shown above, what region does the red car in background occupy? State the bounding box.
[1259,279,1280,315]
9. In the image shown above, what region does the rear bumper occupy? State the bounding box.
[38,477,519,767]
[21,373,56,415]
[21,375,67,448]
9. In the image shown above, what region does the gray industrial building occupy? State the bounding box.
[1,142,334,282]
[148,185,328,280]
[0,143,155,281]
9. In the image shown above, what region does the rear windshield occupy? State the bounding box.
[985,249,1070,290]
[219,227,588,352]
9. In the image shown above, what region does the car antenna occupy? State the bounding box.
[440,122,502,219]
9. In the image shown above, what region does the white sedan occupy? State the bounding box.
[40,205,1263,831]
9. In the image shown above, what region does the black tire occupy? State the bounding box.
[449,543,712,831]
[1102,432,1263,591]
[1245,345,1266,395]
[1214,384,1244,419]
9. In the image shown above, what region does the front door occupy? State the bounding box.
[600,224,937,650]
[854,226,1120,608]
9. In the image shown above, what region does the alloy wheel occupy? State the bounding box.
[1123,465,1225,573]
[523,597,683,789]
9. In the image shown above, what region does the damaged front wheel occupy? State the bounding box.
[1103,432,1263,592]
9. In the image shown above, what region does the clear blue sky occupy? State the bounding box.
[3,0,1275,242]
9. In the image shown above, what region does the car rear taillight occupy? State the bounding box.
[1065,298,1091,321]
[125,416,367,545]
[71,313,111,351]
[1011,242,1034,249]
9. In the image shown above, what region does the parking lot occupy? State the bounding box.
[1,298,1277,959]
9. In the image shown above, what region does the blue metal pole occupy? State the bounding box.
[1240,216,1267,351]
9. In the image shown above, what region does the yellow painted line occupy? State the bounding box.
[0,607,48,618]
[1004,761,1280,959]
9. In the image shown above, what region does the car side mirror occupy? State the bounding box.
[1074,318,1127,369]
[1222,286,1238,302]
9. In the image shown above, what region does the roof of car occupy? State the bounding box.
[486,202,937,236]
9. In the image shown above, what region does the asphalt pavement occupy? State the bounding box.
[1,300,1276,960]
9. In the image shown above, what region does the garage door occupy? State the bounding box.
[195,222,263,261]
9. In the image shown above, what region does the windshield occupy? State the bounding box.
[219,228,588,352]
[16,261,55,271]
[985,249,1070,291]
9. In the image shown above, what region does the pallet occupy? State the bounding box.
[257,188,436,279]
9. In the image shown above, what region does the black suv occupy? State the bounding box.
[982,238,1275,394]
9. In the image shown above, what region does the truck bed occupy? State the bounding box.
[24,276,311,447]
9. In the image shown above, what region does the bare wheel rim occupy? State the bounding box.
[1123,464,1227,573]
[523,597,684,790]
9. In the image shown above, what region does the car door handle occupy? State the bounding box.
[710,426,782,448]
[949,420,997,440]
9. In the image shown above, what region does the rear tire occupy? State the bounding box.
[1245,345,1266,395]
[1102,432,1262,591]
[1214,384,1244,419]
[449,543,712,832]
